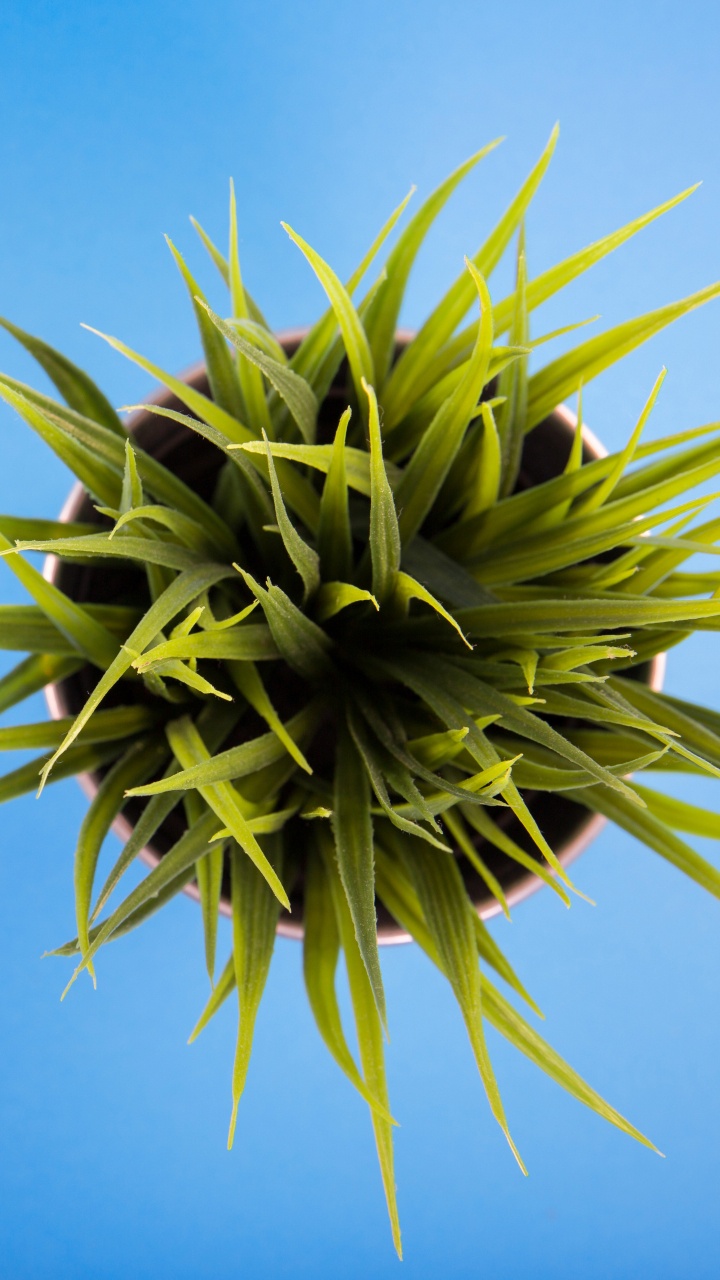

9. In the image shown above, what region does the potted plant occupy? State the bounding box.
[1,126,719,1257]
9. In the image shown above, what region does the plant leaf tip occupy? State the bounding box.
[511,1140,529,1177]
[60,969,80,1002]
[227,1104,239,1150]
[574,888,597,907]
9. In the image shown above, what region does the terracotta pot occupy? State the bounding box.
[43,332,664,943]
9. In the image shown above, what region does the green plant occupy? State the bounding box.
[2,126,720,1257]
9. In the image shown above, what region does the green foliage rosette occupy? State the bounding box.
[2,127,720,1255]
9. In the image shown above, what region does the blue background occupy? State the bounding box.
[1,2,719,1276]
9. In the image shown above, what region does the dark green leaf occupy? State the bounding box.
[227,839,283,1146]
[37,561,235,789]
[364,379,400,601]
[261,432,320,599]
[320,831,401,1258]
[0,314,125,434]
[165,716,290,909]
[199,298,317,444]
[403,841,526,1171]
[394,261,493,544]
[165,236,245,419]
[331,723,387,1030]
[303,852,396,1122]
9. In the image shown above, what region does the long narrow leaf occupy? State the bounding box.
[92,702,240,918]
[0,377,237,556]
[303,853,396,1122]
[227,839,283,1146]
[62,810,222,992]
[288,187,414,395]
[526,282,720,432]
[383,125,558,425]
[482,979,659,1151]
[126,704,321,796]
[165,236,245,419]
[331,723,387,1030]
[237,569,333,681]
[364,379,400,601]
[228,179,273,438]
[403,841,526,1171]
[394,261,494,543]
[239,434,402,496]
[317,408,354,582]
[165,716,290,909]
[413,182,700,417]
[37,562,235,789]
[0,704,158,751]
[366,138,503,388]
[0,314,124,434]
[200,299,317,444]
[0,530,119,668]
[0,653,82,714]
[82,324,255,444]
[282,223,375,409]
[320,831,402,1258]
[0,740,124,806]
[262,432,320,599]
[496,228,528,496]
[73,737,169,977]
[574,785,720,897]
[228,659,312,774]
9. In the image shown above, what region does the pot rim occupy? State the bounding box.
[42,342,665,944]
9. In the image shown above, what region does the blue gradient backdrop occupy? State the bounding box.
[1,2,719,1277]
